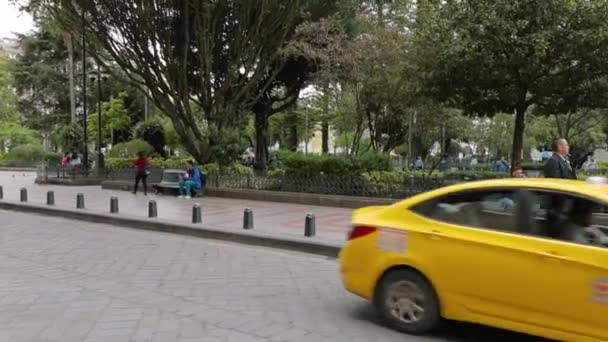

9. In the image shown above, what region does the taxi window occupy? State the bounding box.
[411,189,519,232]
[528,191,608,248]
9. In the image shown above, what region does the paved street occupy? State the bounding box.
[0,210,551,342]
[0,172,351,244]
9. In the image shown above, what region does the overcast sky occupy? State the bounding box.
[0,2,34,39]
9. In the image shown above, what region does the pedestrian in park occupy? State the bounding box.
[544,138,576,179]
[69,153,81,166]
[178,160,202,199]
[60,152,71,167]
[512,167,526,178]
[414,156,424,170]
[491,157,509,172]
[132,151,149,195]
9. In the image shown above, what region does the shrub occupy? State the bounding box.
[134,120,166,157]
[56,123,84,153]
[162,158,190,169]
[266,168,286,178]
[44,152,61,166]
[108,139,155,158]
[354,151,392,172]
[6,144,46,166]
[275,150,391,176]
[224,163,253,175]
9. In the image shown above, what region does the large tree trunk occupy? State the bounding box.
[254,111,270,170]
[285,111,299,151]
[321,120,329,154]
[511,104,528,169]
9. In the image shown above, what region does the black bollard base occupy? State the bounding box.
[76,193,85,209]
[304,214,316,237]
[243,208,254,230]
[20,188,27,203]
[148,200,158,218]
[192,204,202,224]
[46,191,55,206]
[110,197,119,213]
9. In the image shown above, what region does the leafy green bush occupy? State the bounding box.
[275,150,391,176]
[445,170,510,180]
[6,144,46,166]
[134,120,166,157]
[355,151,392,172]
[44,152,61,166]
[521,162,545,171]
[266,168,286,178]
[56,123,84,153]
[108,139,155,158]
[224,163,253,175]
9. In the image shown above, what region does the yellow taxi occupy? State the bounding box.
[339,177,608,342]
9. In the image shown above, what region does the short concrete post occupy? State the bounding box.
[192,204,202,224]
[243,208,254,230]
[110,197,119,213]
[304,214,316,237]
[148,200,158,218]
[20,188,27,202]
[76,193,85,209]
[46,191,55,205]
[0,185,3,200]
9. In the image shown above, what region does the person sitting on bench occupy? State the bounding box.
[178,160,202,199]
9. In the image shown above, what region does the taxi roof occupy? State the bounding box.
[400,177,608,207]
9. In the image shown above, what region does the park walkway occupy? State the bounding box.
[0,172,352,244]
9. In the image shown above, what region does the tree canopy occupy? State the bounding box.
[418,0,608,167]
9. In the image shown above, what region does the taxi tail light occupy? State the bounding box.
[348,226,377,240]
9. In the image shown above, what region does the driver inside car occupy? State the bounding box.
[560,199,595,244]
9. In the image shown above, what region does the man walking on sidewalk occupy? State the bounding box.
[132,151,149,195]
[544,138,576,179]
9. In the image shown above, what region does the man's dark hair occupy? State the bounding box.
[186,160,194,166]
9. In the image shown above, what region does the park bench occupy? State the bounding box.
[153,168,207,197]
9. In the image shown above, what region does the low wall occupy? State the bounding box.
[101,180,396,208]
[0,167,38,172]
[36,177,106,186]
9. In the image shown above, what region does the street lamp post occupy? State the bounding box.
[96,62,104,176]
[81,7,88,168]
[90,62,108,177]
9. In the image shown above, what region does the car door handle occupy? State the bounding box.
[428,230,444,240]
[541,251,570,261]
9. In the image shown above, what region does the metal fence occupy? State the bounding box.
[101,167,444,199]
[37,165,91,179]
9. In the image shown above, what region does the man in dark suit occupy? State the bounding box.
[544,138,576,179]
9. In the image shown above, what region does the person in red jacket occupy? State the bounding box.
[133,151,149,195]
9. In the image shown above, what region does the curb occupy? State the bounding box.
[0,201,342,258]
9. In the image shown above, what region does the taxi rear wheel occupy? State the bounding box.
[376,269,440,335]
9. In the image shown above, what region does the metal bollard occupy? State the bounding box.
[110,197,119,213]
[76,193,85,209]
[192,204,202,224]
[148,200,158,218]
[46,191,55,205]
[0,185,3,200]
[243,208,254,230]
[304,214,316,237]
[20,188,27,202]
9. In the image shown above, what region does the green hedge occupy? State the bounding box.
[275,151,391,176]
[105,157,189,169]
[103,157,251,175]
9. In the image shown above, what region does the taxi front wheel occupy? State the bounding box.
[376,269,441,335]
